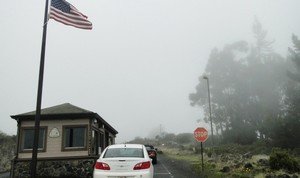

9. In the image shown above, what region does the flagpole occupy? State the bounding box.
[31,0,49,177]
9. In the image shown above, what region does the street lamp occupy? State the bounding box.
[203,75,214,146]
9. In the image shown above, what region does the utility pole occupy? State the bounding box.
[203,75,214,146]
[31,0,49,177]
[160,124,162,137]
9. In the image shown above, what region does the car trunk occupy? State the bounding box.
[102,158,145,172]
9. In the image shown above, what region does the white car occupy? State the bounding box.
[93,144,154,178]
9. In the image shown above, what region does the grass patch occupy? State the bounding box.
[161,144,300,178]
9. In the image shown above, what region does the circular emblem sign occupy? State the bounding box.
[194,127,208,142]
[49,128,60,138]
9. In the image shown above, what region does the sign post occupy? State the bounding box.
[194,127,208,172]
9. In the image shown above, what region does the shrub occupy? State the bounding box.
[222,123,257,145]
[269,148,299,172]
[206,149,213,158]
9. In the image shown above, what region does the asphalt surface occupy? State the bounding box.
[0,155,199,178]
[154,154,199,178]
[0,172,9,178]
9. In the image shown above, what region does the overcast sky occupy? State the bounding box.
[1,0,299,142]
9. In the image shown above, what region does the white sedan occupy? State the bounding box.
[93,144,154,178]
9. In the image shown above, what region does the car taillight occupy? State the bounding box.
[94,162,110,170]
[133,161,151,170]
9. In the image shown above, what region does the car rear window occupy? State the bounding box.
[103,148,144,158]
[145,145,154,150]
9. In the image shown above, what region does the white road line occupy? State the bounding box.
[160,162,174,178]
[154,173,172,175]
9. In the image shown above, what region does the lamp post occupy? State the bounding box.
[203,75,214,146]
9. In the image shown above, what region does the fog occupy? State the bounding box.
[0,0,299,143]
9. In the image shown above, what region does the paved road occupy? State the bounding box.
[154,154,199,178]
[0,155,199,178]
[0,172,9,178]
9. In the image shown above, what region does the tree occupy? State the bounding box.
[252,17,274,60]
[267,35,300,149]
[286,35,300,118]
[175,133,194,144]
[189,42,248,136]
[190,19,287,144]
[244,20,286,139]
[190,41,257,144]
[287,34,300,82]
[0,131,16,172]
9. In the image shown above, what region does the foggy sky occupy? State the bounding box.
[1,0,299,142]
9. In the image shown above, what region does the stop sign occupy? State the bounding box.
[194,127,208,142]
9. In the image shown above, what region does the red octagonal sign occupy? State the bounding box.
[194,127,208,142]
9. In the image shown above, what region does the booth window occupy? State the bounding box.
[63,125,87,150]
[20,127,47,152]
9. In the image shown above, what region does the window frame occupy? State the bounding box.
[19,126,47,153]
[62,125,88,151]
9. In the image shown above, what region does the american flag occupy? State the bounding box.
[49,0,92,30]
